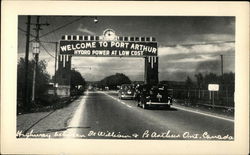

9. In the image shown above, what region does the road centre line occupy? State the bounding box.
[172,105,234,122]
[102,92,132,108]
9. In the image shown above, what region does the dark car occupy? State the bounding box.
[135,84,172,109]
[118,84,135,99]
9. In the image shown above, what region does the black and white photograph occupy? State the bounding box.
[16,15,236,140]
[1,1,249,155]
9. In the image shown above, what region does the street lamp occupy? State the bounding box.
[93,17,98,23]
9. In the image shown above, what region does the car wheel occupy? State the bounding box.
[142,102,148,109]
[137,101,140,107]
[164,105,170,109]
[140,97,147,109]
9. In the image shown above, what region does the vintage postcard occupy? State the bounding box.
[1,1,249,155]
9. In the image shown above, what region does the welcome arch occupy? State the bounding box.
[56,29,159,96]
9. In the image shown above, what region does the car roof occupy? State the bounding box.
[121,84,133,86]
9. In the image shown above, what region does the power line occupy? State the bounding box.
[31,17,84,41]
[18,27,28,33]
[40,43,55,58]
[207,54,235,57]
[49,16,60,43]
[162,41,235,47]
[18,27,36,38]
[40,40,58,44]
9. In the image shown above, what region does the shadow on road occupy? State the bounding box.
[148,107,178,111]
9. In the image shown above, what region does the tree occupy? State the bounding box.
[185,76,194,98]
[220,72,235,96]
[69,69,86,95]
[53,69,86,88]
[204,73,219,84]
[17,58,50,107]
[98,73,131,89]
[185,76,194,89]
[70,69,86,89]
[195,73,204,98]
[220,72,234,87]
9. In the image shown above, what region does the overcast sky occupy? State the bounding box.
[18,16,235,81]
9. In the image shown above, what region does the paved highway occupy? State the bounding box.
[62,91,234,140]
[18,90,234,140]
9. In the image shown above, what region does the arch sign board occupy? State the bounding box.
[59,29,157,57]
[56,29,159,96]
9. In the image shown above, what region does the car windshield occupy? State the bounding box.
[140,85,166,92]
[122,85,133,90]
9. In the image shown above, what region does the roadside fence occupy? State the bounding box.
[168,88,234,109]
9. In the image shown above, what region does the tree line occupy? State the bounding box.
[97,73,131,90]
[185,72,235,91]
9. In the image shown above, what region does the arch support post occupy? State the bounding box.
[56,54,72,97]
[144,56,158,85]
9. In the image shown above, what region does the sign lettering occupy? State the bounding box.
[208,84,219,91]
[60,41,157,57]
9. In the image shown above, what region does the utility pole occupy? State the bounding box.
[220,54,223,76]
[54,42,58,96]
[220,54,224,106]
[31,16,40,103]
[31,16,49,103]
[24,16,31,111]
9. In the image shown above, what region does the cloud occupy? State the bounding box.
[158,45,190,55]
[72,57,144,81]
[189,43,234,54]
[159,71,194,82]
[202,34,234,41]
[158,60,221,82]
[168,55,216,63]
[77,24,96,35]
[157,41,235,81]
[158,42,234,56]
[185,34,235,43]
[195,60,220,73]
